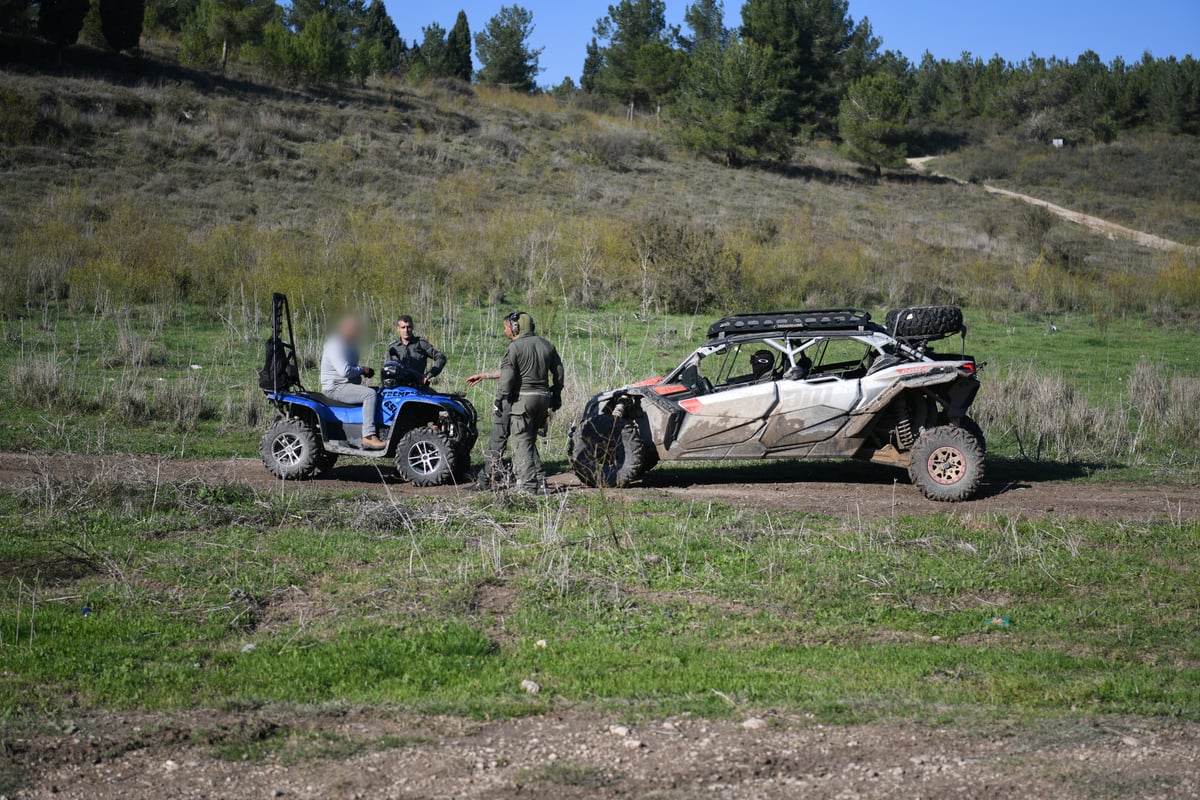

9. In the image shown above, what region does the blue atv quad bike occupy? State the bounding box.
[257,293,477,485]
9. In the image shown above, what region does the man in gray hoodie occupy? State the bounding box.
[321,316,385,450]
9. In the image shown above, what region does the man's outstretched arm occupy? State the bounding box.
[465,370,500,387]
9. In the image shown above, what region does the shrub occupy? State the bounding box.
[1020,206,1056,253]
[580,125,664,170]
[974,364,1113,462]
[5,356,79,409]
[633,216,743,315]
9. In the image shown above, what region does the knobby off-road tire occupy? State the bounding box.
[395,428,459,487]
[908,425,985,502]
[314,451,339,476]
[953,416,987,453]
[260,418,322,480]
[453,444,474,482]
[885,306,964,339]
[570,414,649,488]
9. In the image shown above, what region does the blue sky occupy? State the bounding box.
[382,0,1200,88]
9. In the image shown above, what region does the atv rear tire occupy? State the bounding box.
[885,306,964,339]
[570,414,648,488]
[260,418,322,480]
[908,425,985,502]
[395,428,459,487]
[314,451,339,476]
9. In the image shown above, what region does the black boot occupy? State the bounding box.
[464,464,493,492]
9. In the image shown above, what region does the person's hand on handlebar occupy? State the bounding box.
[360,366,375,379]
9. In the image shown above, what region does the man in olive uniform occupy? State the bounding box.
[386,315,447,386]
[466,311,564,493]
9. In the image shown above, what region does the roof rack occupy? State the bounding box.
[707,309,877,340]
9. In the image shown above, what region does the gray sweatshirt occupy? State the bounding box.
[320,335,365,391]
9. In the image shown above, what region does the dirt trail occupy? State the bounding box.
[1,451,1195,522]
[8,709,1199,800]
[906,156,1198,254]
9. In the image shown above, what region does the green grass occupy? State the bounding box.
[2,302,1197,474]
[2,483,1197,722]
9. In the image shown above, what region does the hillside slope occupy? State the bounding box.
[0,56,1194,319]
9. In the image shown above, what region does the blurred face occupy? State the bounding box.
[503,319,515,340]
[397,319,414,342]
[338,316,361,344]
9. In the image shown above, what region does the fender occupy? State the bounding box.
[266,393,353,443]
[267,392,357,424]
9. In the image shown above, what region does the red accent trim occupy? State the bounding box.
[679,398,703,413]
[653,385,687,396]
[631,376,665,387]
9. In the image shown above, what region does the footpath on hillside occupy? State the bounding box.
[906,156,1198,254]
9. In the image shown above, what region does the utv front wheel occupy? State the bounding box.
[395,428,458,487]
[909,425,985,502]
[570,414,649,488]
[260,418,322,480]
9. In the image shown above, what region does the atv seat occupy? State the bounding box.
[302,391,363,409]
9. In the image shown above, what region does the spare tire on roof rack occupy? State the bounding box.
[707,309,874,339]
[884,306,965,341]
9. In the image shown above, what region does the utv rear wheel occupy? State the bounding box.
[570,414,649,488]
[909,425,985,502]
[260,418,321,480]
[395,428,458,487]
[953,416,987,453]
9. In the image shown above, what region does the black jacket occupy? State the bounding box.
[386,336,447,379]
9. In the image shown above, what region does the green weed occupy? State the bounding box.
[1,484,1197,722]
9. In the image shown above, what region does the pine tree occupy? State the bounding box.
[287,0,363,37]
[741,0,879,133]
[580,36,602,92]
[191,0,277,70]
[681,0,725,52]
[361,0,403,71]
[413,22,447,78]
[673,36,790,165]
[144,0,199,33]
[0,0,36,36]
[445,9,472,81]
[838,72,909,178]
[474,5,542,92]
[98,0,145,51]
[295,10,346,82]
[38,0,91,47]
[592,0,683,111]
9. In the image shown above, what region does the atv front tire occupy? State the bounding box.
[908,425,985,502]
[885,306,964,339]
[570,414,649,488]
[395,428,459,487]
[260,418,322,480]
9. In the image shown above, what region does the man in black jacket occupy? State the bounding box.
[386,315,447,387]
